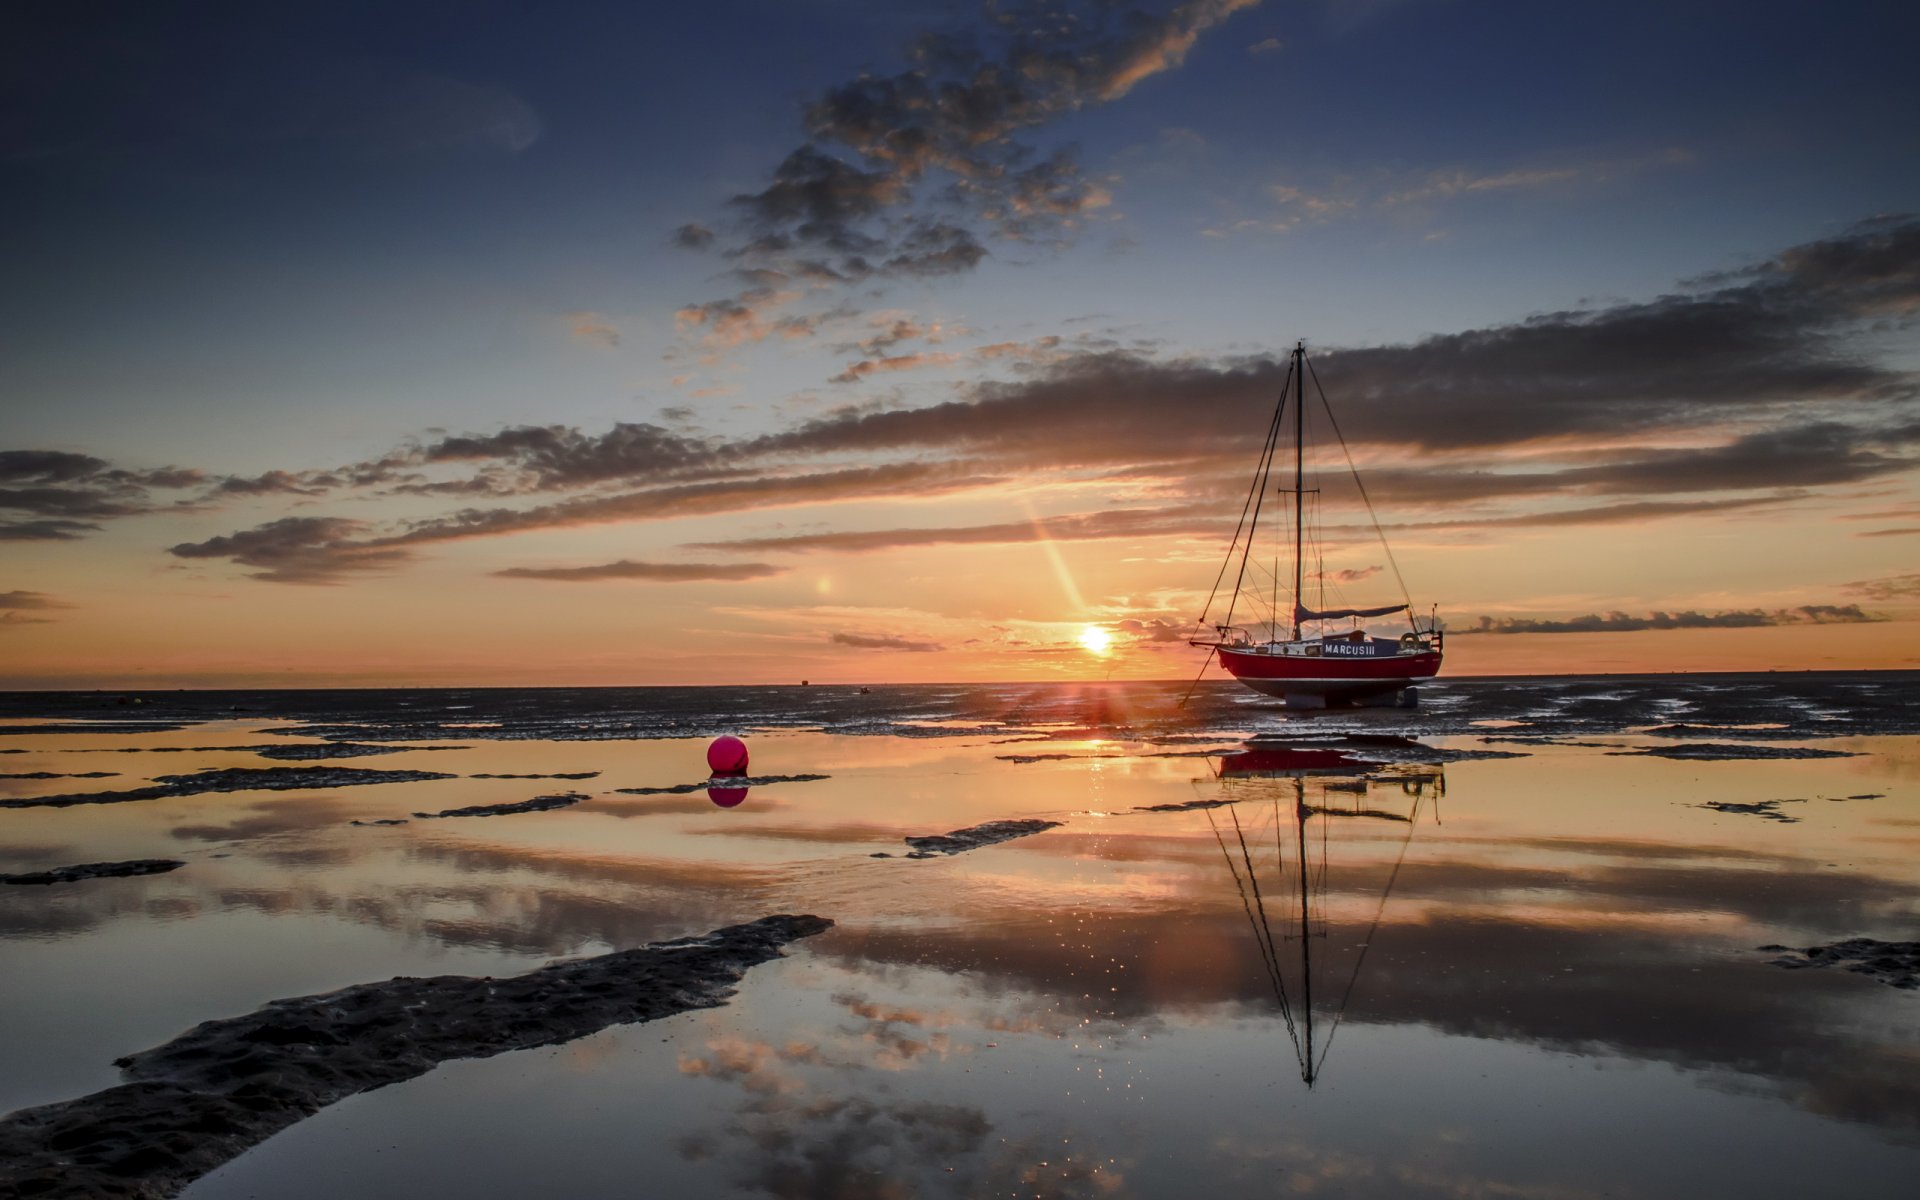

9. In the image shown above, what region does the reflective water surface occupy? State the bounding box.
[2,675,1917,1198]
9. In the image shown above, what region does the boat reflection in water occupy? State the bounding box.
[1204,745,1443,1087]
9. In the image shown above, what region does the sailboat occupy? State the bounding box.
[1191,341,1442,708]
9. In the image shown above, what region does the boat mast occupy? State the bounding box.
[1296,775,1315,1085]
[1291,341,1306,641]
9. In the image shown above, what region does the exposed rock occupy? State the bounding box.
[0,767,459,810]
[614,773,830,795]
[0,771,119,780]
[1761,939,1920,990]
[1697,799,1806,823]
[1613,743,1859,761]
[904,819,1063,858]
[1476,735,1620,747]
[0,723,192,736]
[0,914,832,1199]
[1,859,185,886]
[348,818,410,827]
[995,753,1085,764]
[468,771,600,780]
[252,743,468,761]
[1643,723,1802,739]
[1135,798,1238,813]
[412,791,586,819]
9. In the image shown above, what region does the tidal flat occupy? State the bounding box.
[1,674,1917,1198]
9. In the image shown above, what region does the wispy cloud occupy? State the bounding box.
[494,560,783,583]
[1214,147,1695,236]
[1844,573,1920,601]
[1457,606,1878,634]
[687,505,1222,555]
[829,632,944,652]
[830,352,962,384]
[168,517,413,585]
[567,312,622,349]
[0,591,72,628]
[0,450,203,540]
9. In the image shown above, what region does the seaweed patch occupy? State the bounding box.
[0,767,459,810]
[903,819,1063,858]
[412,791,587,819]
[0,915,833,1199]
[1,859,185,886]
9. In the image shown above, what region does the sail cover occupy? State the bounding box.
[1294,602,1409,622]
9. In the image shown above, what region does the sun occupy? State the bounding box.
[1078,625,1114,656]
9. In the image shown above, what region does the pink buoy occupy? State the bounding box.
[706,735,749,776]
[707,785,749,808]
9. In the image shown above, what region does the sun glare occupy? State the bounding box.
[1078,625,1114,656]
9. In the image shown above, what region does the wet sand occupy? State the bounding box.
[0,674,1916,1198]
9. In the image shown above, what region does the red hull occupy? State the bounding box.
[1217,647,1441,703]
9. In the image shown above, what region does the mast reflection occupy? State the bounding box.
[1204,747,1444,1087]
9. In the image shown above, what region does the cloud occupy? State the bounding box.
[674,1,1261,347]
[1380,148,1693,209]
[829,632,944,652]
[168,517,413,585]
[0,588,69,629]
[1116,617,1191,642]
[739,217,1920,469]
[1844,574,1920,601]
[414,423,717,492]
[157,217,1920,584]
[836,314,955,356]
[1231,147,1696,236]
[0,452,110,484]
[830,351,962,384]
[1331,566,1381,583]
[170,462,1007,581]
[688,505,1222,555]
[1457,606,1880,634]
[493,560,784,583]
[567,312,622,349]
[210,470,333,497]
[381,462,999,549]
[672,223,716,249]
[0,519,105,541]
[1380,493,1804,531]
[0,450,204,538]
[1247,36,1284,55]
[672,290,816,349]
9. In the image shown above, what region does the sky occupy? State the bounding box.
[3,0,1918,687]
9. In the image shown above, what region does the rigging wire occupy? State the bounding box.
[1197,358,1293,632]
[1181,357,1294,707]
[1223,357,1296,635]
[1312,788,1425,1078]
[1206,804,1300,1056]
[1305,353,1414,617]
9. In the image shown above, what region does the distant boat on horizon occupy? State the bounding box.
[1191,341,1443,708]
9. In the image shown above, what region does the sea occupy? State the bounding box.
[2,673,1917,1198]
